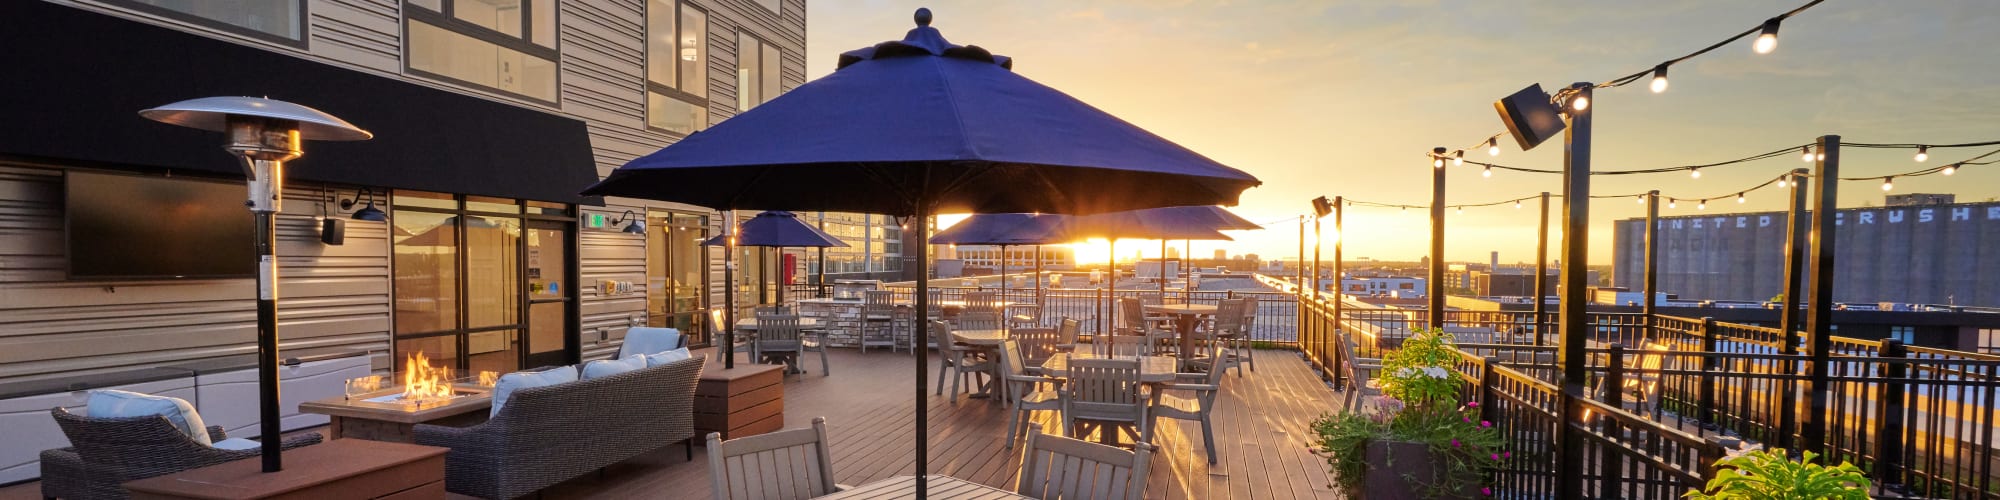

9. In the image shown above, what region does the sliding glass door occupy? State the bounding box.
[391,191,576,374]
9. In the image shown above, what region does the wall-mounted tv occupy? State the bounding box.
[66,170,255,279]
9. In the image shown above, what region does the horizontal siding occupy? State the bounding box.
[0,164,392,385]
[308,0,402,73]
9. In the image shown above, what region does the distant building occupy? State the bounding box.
[1468,268,1598,298]
[1613,199,2000,307]
[1215,249,1228,261]
[955,245,1075,271]
[1339,276,1425,298]
[1887,193,1955,207]
[1448,295,2000,353]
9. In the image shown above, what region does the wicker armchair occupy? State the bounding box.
[415,355,705,500]
[41,408,323,500]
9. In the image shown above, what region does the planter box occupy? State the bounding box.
[694,363,785,441]
[1358,440,1478,500]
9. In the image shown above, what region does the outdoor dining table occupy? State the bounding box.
[735,318,826,373]
[1143,303,1217,369]
[812,475,1028,499]
[951,328,1010,399]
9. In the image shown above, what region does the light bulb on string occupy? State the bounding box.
[1636,195,1645,204]
[1486,137,1500,157]
[1668,198,1677,209]
[1801,146,1814,162]
[1777,176,1788,188]
[1882,177,1895,191]
[1514,200,1522,209]
[1943,164,1958,176]
[1456,206,1463,215]
[1571,94,1589,111]
[1698,200,1707,210]
[1915,146,1929,163]
[1452,150,1465,167]
[1650,64,1669,93]
[1482,166,1492,178]
[1432,157,1444,168]
[1737,192,1746,204]
[1690,168,1701,179]
[1754,18,1780,54]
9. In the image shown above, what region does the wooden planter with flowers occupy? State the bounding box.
[1312,329,1504,500]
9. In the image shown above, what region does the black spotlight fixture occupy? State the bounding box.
[1310,196,1333,218]
[339,188,388,221]
[612,210,646,234]
[1493,83,1566,152]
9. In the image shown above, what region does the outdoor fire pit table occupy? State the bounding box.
[298,383,493,443]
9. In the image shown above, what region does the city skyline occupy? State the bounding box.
[810,1,2000,264]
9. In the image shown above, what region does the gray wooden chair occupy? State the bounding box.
[1148,342,1228,464]
[1116,297,1171,354]
[965,290,1002,317]
[1203,298,1249,375]
[1011,327,1061,372]
[1104,334,1152,359]
[958,311,1003,331]
[706,416,845,500]
[1055,316,1084,352]
[1059,357,1150,445]
[932,320,992,401]
[859,290,898,353]
[756,314,828,377]
[997,340,1064,448]
[1233,296,1259,373]
[42,408,323,500]
[1339,335,1384,412]
[1016,432,1154,500]
[713,306,755,365]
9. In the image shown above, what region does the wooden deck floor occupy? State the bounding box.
[1,347,1348,500]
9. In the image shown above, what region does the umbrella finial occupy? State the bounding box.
[915,7,932,27]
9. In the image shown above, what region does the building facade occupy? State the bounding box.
[0,0,808,387]
[1613,200,2000,307]
[953,245,1077,272]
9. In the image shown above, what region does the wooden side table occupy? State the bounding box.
[694,363,784,441]
[124,439,446,500]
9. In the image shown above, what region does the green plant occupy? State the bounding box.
[1312,402,1506,499]
[1684,449,1870,500]
[1379,328,1462,406]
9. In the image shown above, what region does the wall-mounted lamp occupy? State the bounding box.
[339,188,388,221]
[611,210,646,234]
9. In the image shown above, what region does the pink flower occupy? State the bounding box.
[1466,401,1479,408]
[1503,451,1512,458]
[1480,420,1492,428]
[1451,439,1461,447]
[1482,487,1493,496]
[1463,417,1472,423]
[1491,453,1502,461]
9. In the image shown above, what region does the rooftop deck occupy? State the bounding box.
[0,346,1345,500]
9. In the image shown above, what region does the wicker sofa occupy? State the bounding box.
[41,408,323,500]
[414,355,705,499]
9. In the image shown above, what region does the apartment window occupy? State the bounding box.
[647,0,709,134]
[754,0,780,14]
[1889,326,1916,345]
[110,0,305,44]
[405,0,559,103]
[736,33,782,111]
[1978,329,2000,354]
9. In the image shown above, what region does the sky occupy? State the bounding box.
[806,1,2000,266]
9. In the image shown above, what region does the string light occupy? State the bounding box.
[1669,198,1677,209]
[1514,200,1522,209]
[1482,166,1493,178]
[1914,146,1929,162]
[1450,150,1464,166]
[1881,177,1894,191]
[1754,18,1781,54]
[1486,137,1500,156]
[1635,195,1645,204]
[1690,167,1702,179]
[1698,199,1707,210]
[1650,64,1669,93]
[1801,146,1814,162]
[1943,163,1957,176]
[1456,206,1464,214]
[1571,94,1590,111]
[1737,192,1747,203]
[1777,177,1788,188]
[1433,157,1444,168]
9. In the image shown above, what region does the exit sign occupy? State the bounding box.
[586,213,607,229]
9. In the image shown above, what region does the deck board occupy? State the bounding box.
[0,347,1347,500]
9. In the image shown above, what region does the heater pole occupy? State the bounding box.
[723,211,737,369]
[249,158,283,473]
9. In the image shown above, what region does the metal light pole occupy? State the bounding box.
[1800,136,1840,455]
[1552,84,1594,500]
[140,97,371,473]
[723,211,738,369]
[1776,167,1809,451]
[1643,190,1660,320]
[1428,147,1447,329]
[1533,192,1550,345]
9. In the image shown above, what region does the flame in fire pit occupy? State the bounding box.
[400,352,456,407]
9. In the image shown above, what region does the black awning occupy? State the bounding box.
[0,1,600,205]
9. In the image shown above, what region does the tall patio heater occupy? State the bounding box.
[141,97,372,472]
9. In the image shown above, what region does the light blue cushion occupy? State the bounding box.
[644,347,694,367]
[582,355,647,380]
[491,366,578,417]
[210,438,262,451]
[619,327,685,359]
[86,390,211,446]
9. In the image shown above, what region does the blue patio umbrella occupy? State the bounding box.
[701,211,847,307]
[580,9,1258,491]
[930,213,1072,309]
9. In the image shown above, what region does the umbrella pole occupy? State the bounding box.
[723,215,736,369]
[999,244,1007,329]
[1184,239,1192,301]
[913,204,931,498]
[1035,245,1043,315]
[1159,239,1167,298]
[776,246,785,306]
[1107,240,1115,335]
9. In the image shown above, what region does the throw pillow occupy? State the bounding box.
[582,355,647,380]
[491,365,579,418]
[618,327,685,359]
[86,390,212,446]
[645,347,694,367]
